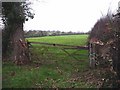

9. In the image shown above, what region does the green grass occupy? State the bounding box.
[3,34,97,88]
[27,34,88,46]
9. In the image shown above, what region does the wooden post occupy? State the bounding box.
[89,43,96,68]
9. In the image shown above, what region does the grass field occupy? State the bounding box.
[3,34,101,88]
[28,35,88,46]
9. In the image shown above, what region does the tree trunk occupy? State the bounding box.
[11,23,30,65]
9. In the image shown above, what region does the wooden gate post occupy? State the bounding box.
[89,43,96,68]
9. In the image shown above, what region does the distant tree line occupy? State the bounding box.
[24,30,89,38]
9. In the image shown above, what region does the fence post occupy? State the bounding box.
[89,43,96,68]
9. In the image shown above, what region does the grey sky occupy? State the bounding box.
[23,0,119,32]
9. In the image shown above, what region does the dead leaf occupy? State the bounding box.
[10,71,16,76]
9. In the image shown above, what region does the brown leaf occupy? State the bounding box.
[10,71,16,76]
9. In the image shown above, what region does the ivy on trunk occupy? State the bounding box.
[2,2,34,64]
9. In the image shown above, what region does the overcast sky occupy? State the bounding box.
[24,0,120,32]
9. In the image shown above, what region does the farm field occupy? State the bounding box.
[3,34,109,88]
[28,34,88,46]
